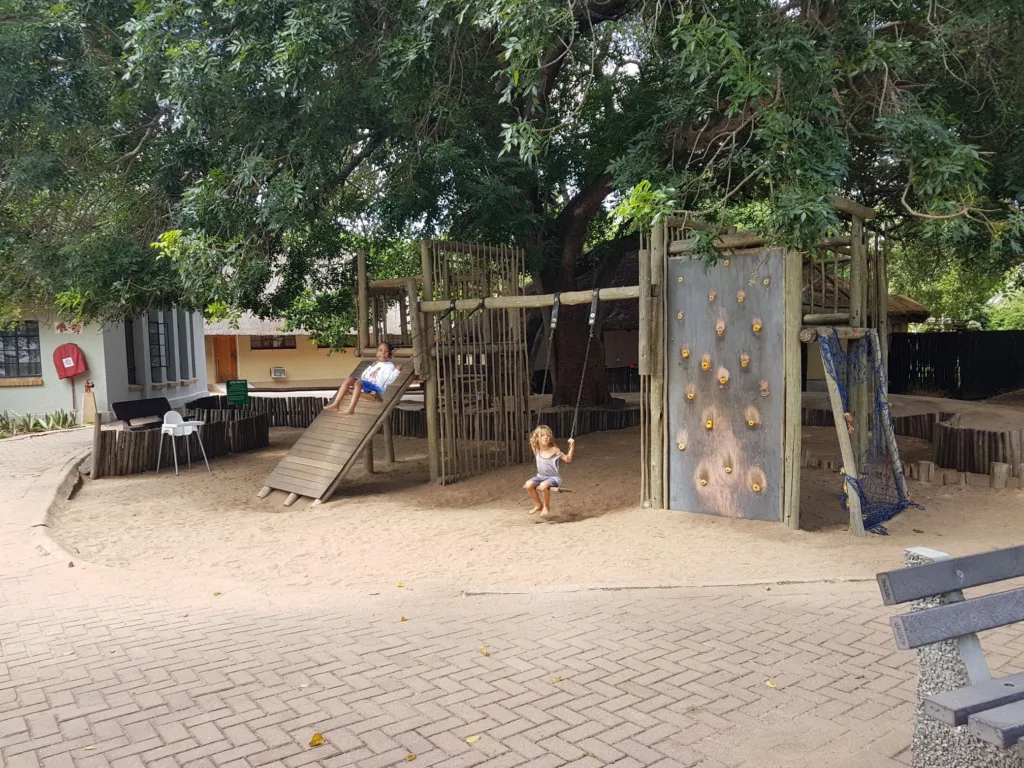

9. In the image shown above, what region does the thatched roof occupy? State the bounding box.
[205,313,299,336]
[803,271,930,323]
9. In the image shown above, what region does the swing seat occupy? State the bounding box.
[551,486,572,494]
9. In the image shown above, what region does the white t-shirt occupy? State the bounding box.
[360,361,399,391]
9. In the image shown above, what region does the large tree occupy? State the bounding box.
[4,1,1022,404]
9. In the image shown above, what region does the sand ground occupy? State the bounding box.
[54,411,1024,611]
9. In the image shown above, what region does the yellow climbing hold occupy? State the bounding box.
[678,443,686,451]
[752,483,762,492]
[705,419,713,430]
[753,321,762,332]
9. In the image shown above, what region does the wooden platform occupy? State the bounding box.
[261,363,416,505]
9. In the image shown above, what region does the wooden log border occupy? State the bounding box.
[802,406,1021,478]
[95,412,270,477]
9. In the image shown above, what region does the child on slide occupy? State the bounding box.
[324,342,401,416]
[524,425,575,516]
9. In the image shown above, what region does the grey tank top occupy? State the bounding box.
[535,451,562,478]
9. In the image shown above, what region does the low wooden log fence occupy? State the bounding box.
[803,407,1020,478]
[95,413,269,477]
[186,395,329,428]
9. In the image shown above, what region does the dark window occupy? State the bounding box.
[163,310,177,380]
[188,315,197,378]
[149,317,166,383]
[0,321,42,379]
[176,310,190,380]
[125,319,138,386]
[250,335,297,350]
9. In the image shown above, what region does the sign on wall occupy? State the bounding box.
[226,379,250,405]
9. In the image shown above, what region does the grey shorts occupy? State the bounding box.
[528,475,561,488]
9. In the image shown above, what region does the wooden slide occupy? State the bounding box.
[260,362,416,506]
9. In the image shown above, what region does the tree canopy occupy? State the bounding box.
[2,0,1022,400]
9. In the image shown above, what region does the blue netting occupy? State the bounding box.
[819,330,913,534]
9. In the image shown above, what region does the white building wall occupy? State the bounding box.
[1,311,209,423]
[0,321,108,419]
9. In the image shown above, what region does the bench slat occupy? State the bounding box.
[889,588,1024,650]
[877,546,1024,606]
[969,700,1024,748]
[925,672,1024,726]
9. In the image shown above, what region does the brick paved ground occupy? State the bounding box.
[2,431,1016,767]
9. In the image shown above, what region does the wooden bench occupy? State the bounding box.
[878,545,1024,762]
[111,397,172,431]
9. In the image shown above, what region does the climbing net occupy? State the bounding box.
[819,330,912,533]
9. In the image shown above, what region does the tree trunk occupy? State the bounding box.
[551,303,615,407]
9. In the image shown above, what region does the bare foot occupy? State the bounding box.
[340,410,356,417]
[324,404,338,411]
[540,507,550,517]
[528,505,543,514]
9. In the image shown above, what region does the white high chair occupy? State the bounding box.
[156,411,211,476]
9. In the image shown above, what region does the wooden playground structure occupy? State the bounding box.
[260,196,906,535]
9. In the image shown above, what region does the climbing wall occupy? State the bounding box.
[666,249,786,521]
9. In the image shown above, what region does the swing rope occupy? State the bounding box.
[569,290,600,440]
[534,293,560,428]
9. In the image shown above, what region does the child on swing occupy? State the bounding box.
[524,425,575,516]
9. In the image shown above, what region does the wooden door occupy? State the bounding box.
[213,336,238,382]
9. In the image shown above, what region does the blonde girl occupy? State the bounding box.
[524,425,575,516]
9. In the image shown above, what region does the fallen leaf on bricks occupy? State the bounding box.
[465,735,481,744]
[552,677,562,683]
[478,647,490,657]
[397,582,403,588]
[765,680,777,689]
[213,592,221,596]
[406,755,416,761]
[309,733,325,747]
[401,617,407,622]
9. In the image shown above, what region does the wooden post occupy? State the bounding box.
[878,229,890,379]
[398,291,408,345]
[649,224,666,509]
[420,241,441,483]
[870,329,910,501]
[991,462,1011,489]
[383,415,395,464]
[848,215,869,467]
[782,248,802,529]
[820,338,866,536]
[356,249,370,355]
[638,247,651,376]
[91,412,103,479]
[363,436,375,474]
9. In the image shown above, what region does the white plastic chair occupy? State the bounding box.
[156,411,210,476]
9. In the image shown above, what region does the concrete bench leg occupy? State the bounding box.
[905,547,1022,768]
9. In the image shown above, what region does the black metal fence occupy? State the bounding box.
[889,331,1024,400]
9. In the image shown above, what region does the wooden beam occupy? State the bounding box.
[670,234,852,255]
[802,313,852,325]
[383,416,395,464]
[424,240,510,258]
[849,216,869,467]
[356,250,370,355]
[819,337,866,536]
[418,285,641,314]
[783,249,802,530]
[420,241,441,484]
[829,194,877,220]
[91,412,103,480]
[650,224,666,510]
[870,328,910,502]
[358,347,415,359]
[638,247,651,376]
[799,326,870,343]
[363,436,375,474]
